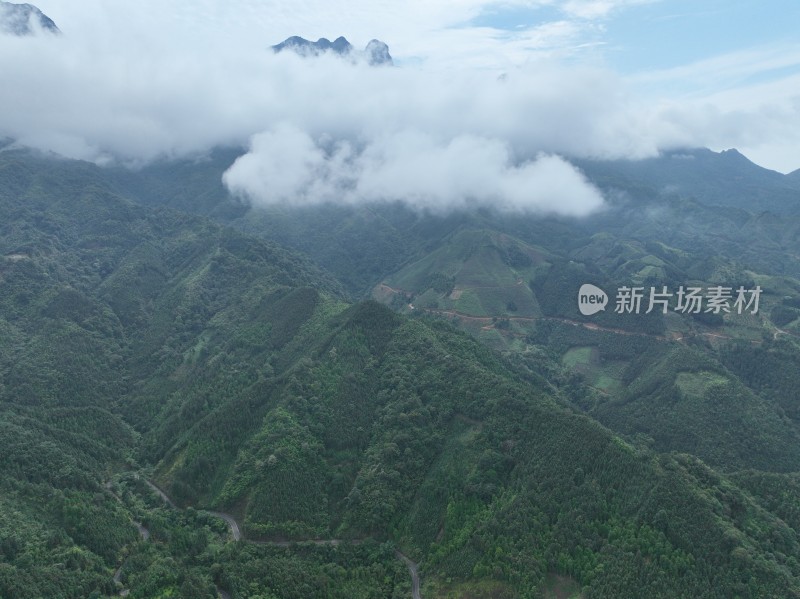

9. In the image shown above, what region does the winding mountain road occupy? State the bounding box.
[140,479,422,598]
[144,479,176,508]
[396,551,422,599]
[205,510,242,541]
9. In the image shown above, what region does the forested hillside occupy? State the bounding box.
[3,149,800,598]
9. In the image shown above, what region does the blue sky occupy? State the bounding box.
[460,0,800,109]
[468,1,799,74]
[11,0,800,175]
[602,1,799,73]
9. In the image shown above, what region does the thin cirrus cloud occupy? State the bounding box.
[3,0,799,216]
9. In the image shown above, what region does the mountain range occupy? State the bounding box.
[272,35,394,66]
[1,144,800,598]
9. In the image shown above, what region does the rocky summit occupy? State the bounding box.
[272,35,393,65]
[0,2,59,35]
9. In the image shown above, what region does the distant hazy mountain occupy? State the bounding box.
[272,35,393,65]
[363,39,392,66]
[0,1,59,35]
[273,35,353,56]
[575,147,800,214]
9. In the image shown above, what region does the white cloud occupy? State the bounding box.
[0,19,643,214]
[1,0,798,226]
[632,48,800,172]
[224,124,605,214]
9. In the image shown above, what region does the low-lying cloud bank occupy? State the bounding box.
[1,6,796,214]
[224,125,605,215]
[1,31,621,215]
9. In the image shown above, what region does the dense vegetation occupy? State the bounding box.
[2,147,800,598]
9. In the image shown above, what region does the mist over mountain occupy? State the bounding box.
[574,147,800,214]
[4,11,796,218]
[4,3,800,597]
[0,2,59,35]
[272,35,393,65]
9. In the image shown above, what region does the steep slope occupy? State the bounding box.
[0,150,344,597]
[575,148,800,214]
[0,1,59,35]
[377,220,800,474]
[102,146,800,294]
[156,300,800,598]
[3,150,800,597]
[105,148,430,295]
[374,228,550,319]
[20,149,800,477]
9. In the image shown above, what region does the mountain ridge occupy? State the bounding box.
[4,148,800,596]
[574,147,800,214]
[272,35,393,65]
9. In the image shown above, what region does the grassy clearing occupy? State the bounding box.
[562,346,596,370]
[675,371,730,397]
[454,289,487,316]
[562,346,625,394]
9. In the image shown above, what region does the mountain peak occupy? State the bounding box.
[0,2,59,35]
[720,148,749,161]
[272,35,393,65]
[365,39,392,66]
